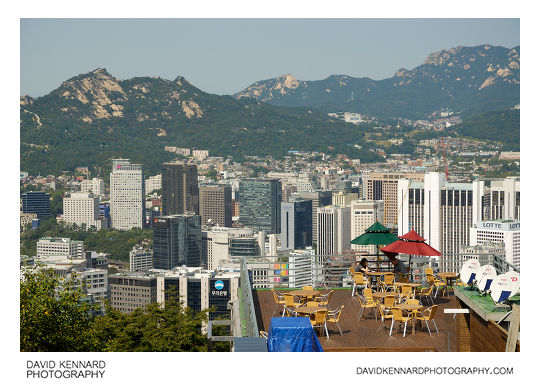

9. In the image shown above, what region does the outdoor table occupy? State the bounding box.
[295,306,328,316]
[393,282,422,296]
[372,291,397,299]
[392,303,424,334]
[267,317,324,352]
[289,289,320,302]
[365,271,386,289]
[437,272,458,297]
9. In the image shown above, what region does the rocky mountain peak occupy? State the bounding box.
[20,95,35,106]
[278,74,299,89]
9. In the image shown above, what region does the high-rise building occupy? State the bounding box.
[296,190,332,246]
[110,159,144,230]
[199,185,232,227]
[470,220,520,269]
[144,175,162,195]
[152,214,202,270]
[350,200,385,254]
[482,177,520,221]
[280,199,312,250]
[238,179,282,233]
[161,162,199,216]
[36,237,84,259]
[21,191,51,219]
[332,191,358,206]
[362,171,424,228]
[129,247,153,272]
[316,205,351,256]
[80,178,105,196]
[109,273,157,313]
[63,192,108,230]
[398,172,478,271]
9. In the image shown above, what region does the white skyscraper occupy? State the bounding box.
[350,199,385,254]
[63,192,108,230]
[398,172,477,271]
[316,205,351,256]
[470,220,520,269]
[110,159,144,230]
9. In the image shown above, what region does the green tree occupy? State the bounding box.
[20,267,99,352]
[92,291,209,352]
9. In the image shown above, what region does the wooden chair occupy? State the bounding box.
[271,289,286,316]
[355,292,377,320]
[389,308,412,337]
[326,306,344,336]
[310,309,329,339]
[415,305,439,336]
[315,290,333,307]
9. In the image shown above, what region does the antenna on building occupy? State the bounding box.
[476,264,497,293]
[459,259,481,287]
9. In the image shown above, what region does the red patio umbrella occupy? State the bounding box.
[380,229,441,275]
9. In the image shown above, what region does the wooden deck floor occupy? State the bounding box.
[253,288,458,352]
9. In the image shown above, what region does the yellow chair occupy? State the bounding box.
[398,284,413,303]
[326,305,345,336]
[310,309,329,339]
[315,290,333,307]
[376,301,394,330]
[405,298,421,318]
[427,274,446,298]
[282,293,302,316]
[383,294,397,308]
[304,301,319,308]
[355,292,377,320]
[417,284,435,306]
[271,289,286,316]
[259,330,268,340]
[389,308,412,337]
[283,306,299,317]
[378,273,395,292]
[363,287,375,302]
[351,272,367,297]
[302,285,315,301]
[397,273,409,283]
[415,305,439,335]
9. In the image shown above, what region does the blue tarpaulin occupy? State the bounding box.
[267,317,324,352]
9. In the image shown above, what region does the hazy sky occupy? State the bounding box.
[20,18,519,97]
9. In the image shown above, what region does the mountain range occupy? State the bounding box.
[20,44,519,175]
[235,44,519,119]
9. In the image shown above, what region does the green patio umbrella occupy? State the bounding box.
[350,221,399,271]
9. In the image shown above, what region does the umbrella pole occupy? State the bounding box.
[408,255,412,282]
[376,246,380,272]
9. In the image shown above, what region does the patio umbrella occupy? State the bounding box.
[380,229,441,274]
[350,221,399,271]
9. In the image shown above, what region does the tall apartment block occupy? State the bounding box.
[475,177,520,221]
[199,185,232,227]
[398,172,478,271]
[63,192,108,230]
[152,214,202,270]
[280,198,312,250]
[161,162,199,216]
[362,171,424,229]
[21,191,51,219]
[296,190,332,247]
[238,179,282,233]
[110,159,144,230]
[316,205,351,256]
[350,199,385,254]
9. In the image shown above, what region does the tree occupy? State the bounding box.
[91,290,210,352]
[20,267,99,352]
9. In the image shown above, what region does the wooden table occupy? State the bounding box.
[437,272,458,297]
[393,282,422,296]
[372,291,397,299]
[295,306,327,316]
[392,303,424,334]
[365,271,387,289]
[288,290,320,302]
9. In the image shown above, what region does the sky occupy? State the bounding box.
[21,18,520,97]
